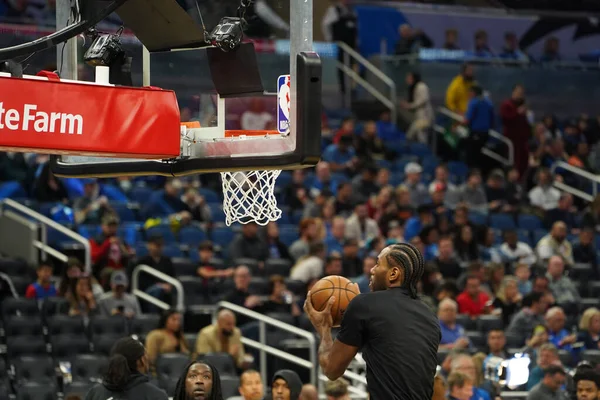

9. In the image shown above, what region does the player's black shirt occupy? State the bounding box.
[336,287,441,400]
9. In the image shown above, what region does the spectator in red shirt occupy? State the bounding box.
[456,275,491,317]
[25,262,57,300]
[90,213,133,287]
[333,117,356,144]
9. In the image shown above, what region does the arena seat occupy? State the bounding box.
[92,334,123,355]
[2,298,39,318]
[130,315,161,339]
[264,259,292,276]
[7,336,47,359]
[489,213,516,231]
[220,376,241,398]
[173,257,199,277]
[46,315,86,337]
[5,316,44,337]
[71,354,109,384]
[234,258,261,275]
[466,331,485,349]
[265,313,296,330]
[89,316,129,337]
[588,281,600,298]
[16,382,57,400]
[40,298,70,318]
[582,350,600,365]
[156,353,190,397]
[248,277,269,295]
[180,226,208,247]
[517,214,542,231]
[50,334,91,361]
[476,315,503,333]
[13,355,57,385]
[200,353,237,377]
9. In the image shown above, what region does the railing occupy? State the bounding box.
[550,161,600,202]
[0,198,91,271]
[0,272,18,298]
[215,301,318,386]
[215,301,369,398]
[131,264,185,312]
[336,41,397,123]
[437,107,514,166]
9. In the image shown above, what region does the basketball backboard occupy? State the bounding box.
[49,0,321,178]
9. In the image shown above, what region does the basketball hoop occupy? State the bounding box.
[220,169,282,226]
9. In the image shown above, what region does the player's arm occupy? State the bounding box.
[304,289,363,381]
[318,326,359,380]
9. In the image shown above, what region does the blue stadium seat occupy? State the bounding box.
[389,172,404,186]
[162,245,184,258]
[517,230,532,246]
[383,140,408,155]
[376,159,392,170]
[533,229,547,245]
[129,186,154,204]
[118,224,142,246]
[391,158,417,173]
[447,161,468,183]
[146,225,177,244]
[409,142,432,158]
[208,203,226,223]
[199,188,220,203]
[489,213,516,231]
[77,224,100,239]
[468,212,487,226]
[211,226,236,248]
[180,226,208,247]
[421,155,439,174]
[0,181,27,200]
[135,242,149,258]
[279,227,299,247]
[517,214,543,231]
[110,202,137,222]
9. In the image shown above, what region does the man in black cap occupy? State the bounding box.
[272,370,302,400]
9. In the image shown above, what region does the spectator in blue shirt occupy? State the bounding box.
[545,306,578,356]
[404,204,435,241]
[25,262,57,300]
[473,30,494,58]
[438,298,471,350]
[321,135,357,175]
[464,85,494,169]
[375,110,404,142]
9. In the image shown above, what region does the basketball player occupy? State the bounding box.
[304,243,440,399]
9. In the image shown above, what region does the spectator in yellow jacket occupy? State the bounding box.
[445,63,475,115]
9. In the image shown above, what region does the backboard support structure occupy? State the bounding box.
[49,0,321,178]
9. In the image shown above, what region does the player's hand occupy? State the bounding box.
[303,291,334,332]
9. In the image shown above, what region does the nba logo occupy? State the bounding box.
[277,75,291,135]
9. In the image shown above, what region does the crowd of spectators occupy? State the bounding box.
[3,2,600,400]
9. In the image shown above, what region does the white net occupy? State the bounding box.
[220,170,282,226]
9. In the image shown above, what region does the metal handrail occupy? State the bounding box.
[336,62,396,114]
[0,198,91,272]
[131,264,185,312]
[550,161,600,202]
[0,272,18,298]
[437,106,514,166]
[336,41,397,123]
[215,301,317,386]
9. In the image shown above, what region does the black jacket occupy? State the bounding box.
[84,373,168,400]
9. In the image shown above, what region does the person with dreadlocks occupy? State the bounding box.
[173,360,224,400]
[304,243,440,400]
[84,337,168,400]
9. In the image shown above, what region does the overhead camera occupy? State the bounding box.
[83,27,125,67]
[205,16,247,52]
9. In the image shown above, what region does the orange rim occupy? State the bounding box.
[225,130,279,137]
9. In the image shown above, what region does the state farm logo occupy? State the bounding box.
[0,103,83,135]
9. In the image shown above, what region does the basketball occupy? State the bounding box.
[310,275,360,327]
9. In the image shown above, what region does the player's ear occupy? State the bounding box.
[388,266,402,283]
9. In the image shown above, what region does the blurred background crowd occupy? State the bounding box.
[1,0,600,400]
